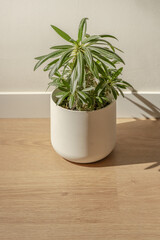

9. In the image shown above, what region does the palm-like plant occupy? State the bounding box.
[34,18,132,110]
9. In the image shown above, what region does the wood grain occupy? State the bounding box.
[0,119,160,240]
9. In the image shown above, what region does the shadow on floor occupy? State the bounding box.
[125,88,160,119]
[75,119,160,170]
[72,90,160,170]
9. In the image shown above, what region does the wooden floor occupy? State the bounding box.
[0,119,160,240]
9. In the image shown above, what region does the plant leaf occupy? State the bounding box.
[117,87,124,97]
[116,84,127,89]
[35,55,46,60]
[83,86,95,92]
[96,96,103,104]
[95,61,106,76]
[69,94,75,109]
[90,46,125,64]
[102,96,110,102]
[111,86,118,100]
[43,59,59,71]
[83,47,96,77]
[100,34,118,40]
[49,49,72,78]
[57,91,70,105]
[121,80,133,88]
[51,25,75,43]
[78,18,88,42]
[34,50,66,71]
[77,51,84,86]
[46,78,60,91]
[84,47,93,68]
[50,44,73,50]
[113,46,124,53]
[82,35,100,44]
[55,91,66,98]
[77,91,89,103]
[98,39,115,51]
[71,67,78,94]
[93,62,99,79]
[113,67,123,79]
[95,80,105,94]
[87,38,115,51]
[83,47,99,78]
[90,48,115,68]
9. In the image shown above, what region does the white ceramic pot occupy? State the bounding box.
[50,96,116,163]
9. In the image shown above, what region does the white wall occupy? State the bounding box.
[0,0,160,93]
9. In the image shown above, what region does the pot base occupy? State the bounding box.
[52,141,116,164]
[62,148,115,164]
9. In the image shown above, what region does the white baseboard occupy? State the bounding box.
[0,92,159,118]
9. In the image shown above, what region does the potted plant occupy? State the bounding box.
[34,18,132,163]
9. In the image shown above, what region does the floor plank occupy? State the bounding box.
[0,119,160,240]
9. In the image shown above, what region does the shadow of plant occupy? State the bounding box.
[72,91,160,170]
[77,119,160,171]
[125,88,160,119]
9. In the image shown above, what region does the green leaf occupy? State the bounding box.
[95,80,105,94]
[113,67,123,79]
[121,80,133,88]
[95,61,106,76]
[35,55,46,60]
[78,95,86,105]
[113,46,124,53]
[100,34,118,40]
[87,38,115,51]
[117,87,124,97]
[55,91,66,98]
[34,50,66,71]
[93,53,115,68]
[98,39,115,52]
[111,86,118,100]
[116,84,127,89]
[54,71,61,77]
[83,69,86,88]
[83,47,94,71]
[90,46,125,64]
[71,67,78,94]
[61,79,69,88]
[50,44,73,50]
[77,91,88,103]
[48,80,57,87]
[93,62,99,79]
[96,96,103,104]
[90,48,115,68]
[102,96,110,102]
[78,18,88,42]
[49,49,72,78]
[69,94,75,109]
[57,91,70,105]
[83,86,95,92]
[43,59,59,71]
[82,35,100,44]
[105,50,125,64]
[46,78,60,91]
[77,51,84,86]
[83,47,99,78]
[101,62,109,75]
[58,86,68,92]
[51,25,75,43]
[98,83,107,96]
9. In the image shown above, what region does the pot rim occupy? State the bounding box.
[51,93,116,114]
